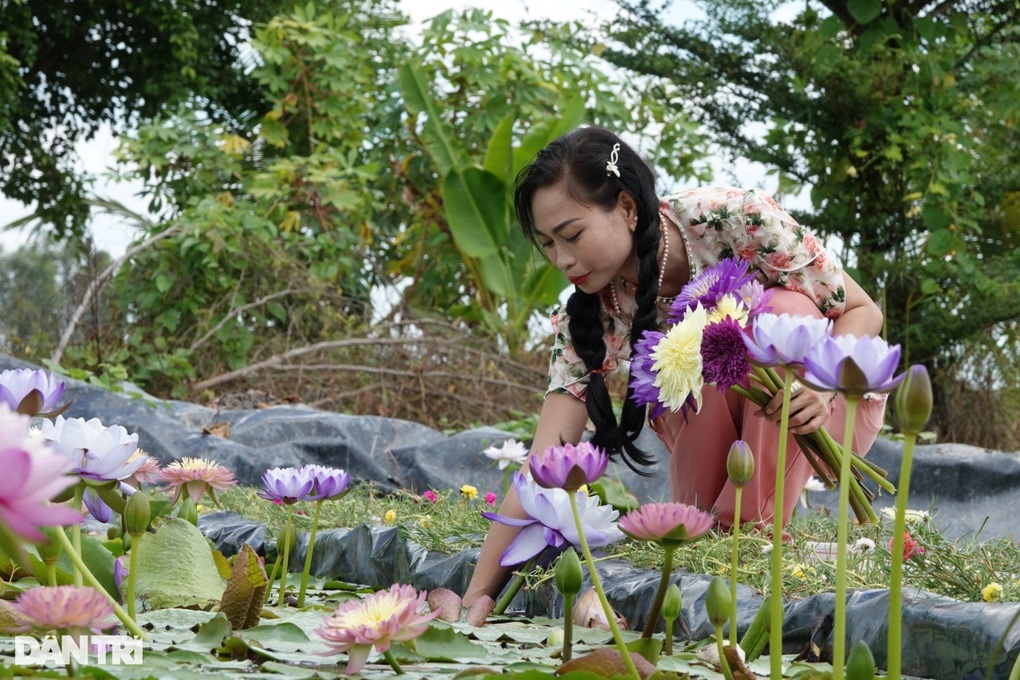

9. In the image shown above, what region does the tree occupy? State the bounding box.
[596,0,1020,446]
[0,0,289,239]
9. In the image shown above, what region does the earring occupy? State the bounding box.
[629,215,638,233]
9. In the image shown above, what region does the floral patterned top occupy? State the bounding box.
[546,186,846,399]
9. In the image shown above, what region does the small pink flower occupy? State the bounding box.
[484,492,497,507]
[126,452,163,487]
[160,457,237,505]
[422,490,438,503]
[619,502,716,547]
[316,583,440,674]
[890,532,925,560]
[12,585,115,635]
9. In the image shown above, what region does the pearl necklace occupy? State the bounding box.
[610,212,671,318]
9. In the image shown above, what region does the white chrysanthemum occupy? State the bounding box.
[708,294,748,326]
[652,304,708,412]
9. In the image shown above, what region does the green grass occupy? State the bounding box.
[212,482,1020,605]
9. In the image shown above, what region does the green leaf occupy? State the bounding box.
[484,113,515,186]
[133,518,226,611]
[847,0,883,25]
[219,543,267,630]
[512,92,586,176]
[412,625,491,662]
[590,477,640,513]
[443,167,507,259]
[398,60,466,177]
[922,204,951,230]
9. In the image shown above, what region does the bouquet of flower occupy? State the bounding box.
[629,257,893,523]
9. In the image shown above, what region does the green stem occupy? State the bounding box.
[52,526,147,639]
[664,616,675,656]
[642,547,676,638]
[69,485,84,586]
[127,534,141,622]
[297,500,323,607]
[716,622,735,680]
[264,553,283,606]
[886,431,917,680]
[769,367,793,680]
[832,396,859,680]
[276,505,295,607]
[730,489,742,642]
[383,649,404,675]
[568,492,640,680]
[493,558,535,615]
[45,558,58,587]
[562,592,574,663]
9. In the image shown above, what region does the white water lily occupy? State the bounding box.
[881,507,930,525]
[482,439,529,470]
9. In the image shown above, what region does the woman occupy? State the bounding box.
[463,126,886,606]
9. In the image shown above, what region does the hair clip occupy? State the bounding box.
[606,143,621,177]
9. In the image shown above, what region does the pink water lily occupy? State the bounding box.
[315,583,439,674]
[160,457,238,505]
[0,405,82,542]
[619,502,716,547]
[12,585,115,635]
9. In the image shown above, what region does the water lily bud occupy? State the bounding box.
[124,490,151,537]
[546,628,565,647]
[845,639,876,680]
[705,576,731,628]
[179,497,199,526]
[726,440,754,488]
[555,549,583,597]
[36,527,64,561]
[894,364,932,435]
[662,582,682,620]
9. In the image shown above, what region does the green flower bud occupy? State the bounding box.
[895,364,932,435]
[662,582,682,620]
[124,491,151,537]
[845,639,876,680]
[555,549,583,597]
[36,527,64,561]
[179,496,199,526]
[726,440,755,488]
[705,576,731,628]
[546,628,565,647]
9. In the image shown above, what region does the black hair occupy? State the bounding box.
[513,126,661,474]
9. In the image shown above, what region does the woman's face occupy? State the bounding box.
[531,181,637,294]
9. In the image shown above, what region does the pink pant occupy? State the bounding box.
[650,288,887,529]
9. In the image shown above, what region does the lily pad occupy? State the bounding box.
[132,519,226,610]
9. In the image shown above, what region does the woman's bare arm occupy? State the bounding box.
[462,391,589,606]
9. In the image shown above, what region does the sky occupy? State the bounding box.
[0,0,726,258]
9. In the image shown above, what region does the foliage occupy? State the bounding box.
[0,0,289,239]
[594,0,1020,447]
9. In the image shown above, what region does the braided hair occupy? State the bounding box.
[513,127,662,474]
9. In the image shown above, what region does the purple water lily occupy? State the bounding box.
[737,280,774,318]
[300,464,352,501]
[482,472,623,567]
[529,442,608,492]
[802,333,904,397]
[0,368,70,417]
[742,313,834,367]
[669,257,758,323]
[257,466,316,504]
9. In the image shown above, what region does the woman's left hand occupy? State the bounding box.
[753,382,835,435]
